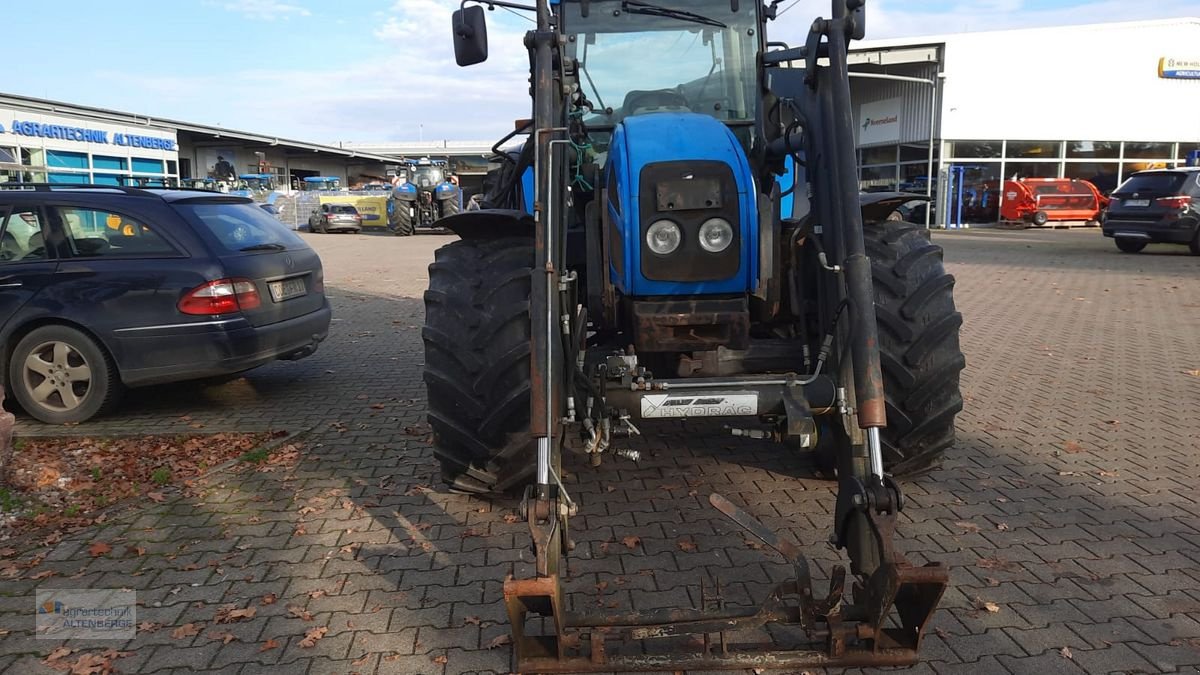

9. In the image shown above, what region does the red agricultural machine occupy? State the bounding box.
[1000,177,1108,226]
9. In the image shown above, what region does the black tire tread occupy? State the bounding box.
[393,201,415,236]
[866,222,965,477]
[423,237,535,494]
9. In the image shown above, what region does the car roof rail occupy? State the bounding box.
[0,182,159,197]
[0,183,223,197]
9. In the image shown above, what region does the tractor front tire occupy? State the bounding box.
[866,222,965,477]
[393,203,415,237]
[423,236,535,494]
[439,196,461,222]
[1031,210,1049,226]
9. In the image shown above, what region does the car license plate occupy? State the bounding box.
[1125,199,1150,207]
[268,277,306,302]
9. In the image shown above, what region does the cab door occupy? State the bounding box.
[0,204,59,336]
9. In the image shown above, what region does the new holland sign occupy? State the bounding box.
[1158,57,1200,80]
[858,97,901,145]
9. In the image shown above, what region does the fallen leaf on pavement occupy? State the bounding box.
[299,626,328,648]
[45,647,74,663]
[260,593,277,605]
[1098,470,1120,478]
[677,538,697,552]
[622,536,641,550]
[171,623,202,639]
[1060,646,1073,659]
[287,605,314,622]
[463,616,482,626]
[258,638,280,652]
[487,634,513,649]
[954,521,981,533]
[88,542,111,557]
[996,523,1011,532]
[138,622,162,633]
[351,654,370,666]
[1062,440,1086,454]
[146,492,166,503]
[973,598,1001,613]
[214,606,256,623]
[307,590,326,599]
[29,569,57,580]
[1186,370,1200,377]
[209,631,237,644]
[431,654,448,665]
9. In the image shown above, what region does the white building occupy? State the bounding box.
[847,17,1200,224]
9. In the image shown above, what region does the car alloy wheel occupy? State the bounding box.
[22,341,93,412]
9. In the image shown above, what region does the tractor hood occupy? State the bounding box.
[606,112,759,297]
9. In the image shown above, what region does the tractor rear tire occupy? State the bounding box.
[393,203,415,237]
[865,222,965,477]
[423,236,535,494]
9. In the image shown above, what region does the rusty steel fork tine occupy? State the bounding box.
[709,493,804,564]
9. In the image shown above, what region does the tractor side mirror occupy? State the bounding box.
[452,6,489,66]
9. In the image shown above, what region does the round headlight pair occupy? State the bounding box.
[645,218,734,255]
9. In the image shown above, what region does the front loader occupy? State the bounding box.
[423,0,965,670]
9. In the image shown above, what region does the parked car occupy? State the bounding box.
[0,184,331,424]
[308,203,362,234]
[1103,168,1200,254]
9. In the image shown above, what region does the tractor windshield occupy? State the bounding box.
[411,167,445,188]
[561,0,759,125]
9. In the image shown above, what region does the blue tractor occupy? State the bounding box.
[387,158,460,236]
[429,1,965,670]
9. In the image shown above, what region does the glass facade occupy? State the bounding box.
[0,124,177,187]
[931,139,1193,225]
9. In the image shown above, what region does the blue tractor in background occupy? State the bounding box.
[387,157,460,236]
[429,1,965,670]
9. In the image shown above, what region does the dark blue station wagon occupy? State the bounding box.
[0,185,331,423]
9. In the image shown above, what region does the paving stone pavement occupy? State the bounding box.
[2,228,1199,674]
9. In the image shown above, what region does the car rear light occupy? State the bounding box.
[326,214,337,221]
[312,269,324,294]
[178,278,261,315]
[1156,195,1192,209]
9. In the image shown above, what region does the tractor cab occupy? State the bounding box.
[238,173,276,192]
[301,176,341,191]
[561,0,761,153]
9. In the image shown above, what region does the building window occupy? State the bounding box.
[1063,162,1120,193]
[131,158,164,174]
[166,160,178,175]
[48,172,89,184]
[92,174,124,186]
[861,145,896,165]
[860,165,897,190]
[1005,162,1060,179]
[947,141,1001,159]
[1123,142,1173,160]
[0,147,17,165]
[93,156,128,171]
[899,144,936,163]
[1177,143,1199,162]
[1006,141,1061,159]
[1066,141,1119,159]
[47,151,89,170]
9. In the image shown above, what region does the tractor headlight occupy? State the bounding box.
[698,218,734,253]
[646,220,682,255]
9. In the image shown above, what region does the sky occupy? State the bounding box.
[3,0,1196,144]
